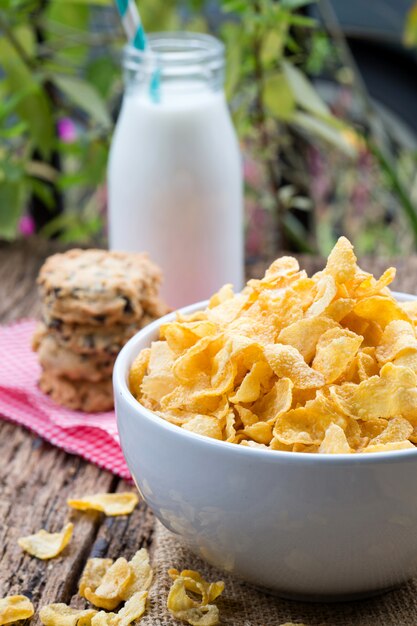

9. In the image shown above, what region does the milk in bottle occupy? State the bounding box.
[108,33,244,308]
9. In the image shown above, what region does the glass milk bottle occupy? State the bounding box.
[108,33,244,309]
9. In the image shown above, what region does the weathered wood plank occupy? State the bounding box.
[0,421,115,611]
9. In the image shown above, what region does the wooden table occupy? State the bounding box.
[2,239,417,624]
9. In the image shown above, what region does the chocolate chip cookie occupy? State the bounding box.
[34,330,115,382]
[35,248,168,412]
[36,320,138,357]
[39,371,114,412]
[38,249,163,326]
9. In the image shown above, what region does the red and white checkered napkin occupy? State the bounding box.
[0,319,130,479]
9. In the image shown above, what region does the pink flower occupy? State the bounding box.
[18,214,35,237]
[57,117,77,143]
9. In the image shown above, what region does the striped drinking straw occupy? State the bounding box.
[115,0,160,102]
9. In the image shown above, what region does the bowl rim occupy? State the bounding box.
[114,290,417,466]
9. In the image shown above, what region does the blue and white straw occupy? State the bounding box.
[116,0,147,50]
[115,0,160,101]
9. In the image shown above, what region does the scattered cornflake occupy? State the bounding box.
[168,569,224,606]
[80,549,153,614]
[169,604,219,626]
[18,522,73,559]
[68,493,138,516]
[0,595,34,625]
[90,613,116,626]
[83,558,133,610]
[121,549,153,600]
[91,591,148,626]
[116,590,148,626]
[167,569,224,626]
[79,558,114,596]
[39,603,97,626]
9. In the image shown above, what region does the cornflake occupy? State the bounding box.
[68,493,138,516]
[91,591,148,626]
[79,558,114,596]
[39,604,97,626]
[167,569,224,626]
[80,549,153,611]
[0,595,34,625]
[18,522,73,559]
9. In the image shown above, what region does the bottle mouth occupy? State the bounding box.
[124,32,224,74]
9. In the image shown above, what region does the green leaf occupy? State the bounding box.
[58,171,91,190]
[262,72,295,121]
[0,158,25,183]
[52,75,111,128]
[288,14,316,28]
[221,0,247,14]
[289,196,313,211]
[41,209,103,242]
[316,219,336,257]
[292,111,357,157]
[53,0,112,4]
[139,0,180,31]
[25,160,58,182]
[0,120,28,139]
[0,181,26,240]
[261,30,284,66]
[370,141,417,245]
[286,34,302,54]
[0,86,36,123]
[31,179,55,210]
[86,56,119,99]
[306,32,333,74]
[0,37,54,158]
[46,1,89,31]
[404,2,417,47]
[281,0,315,8]
[222,22,242,101]
[283,212,314,253]
[84,141,108,185]
[279,185,312,210]
[46,2,90,65]
[282,60,329,117]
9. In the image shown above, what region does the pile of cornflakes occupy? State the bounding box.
[130,237,417,454]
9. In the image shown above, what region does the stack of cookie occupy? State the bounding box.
[33,249,167,412]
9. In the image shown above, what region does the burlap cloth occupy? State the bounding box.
[140,521,417,625]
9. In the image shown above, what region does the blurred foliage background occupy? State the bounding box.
[1,0,417,259]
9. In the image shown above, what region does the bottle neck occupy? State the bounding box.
[123,32,225,99]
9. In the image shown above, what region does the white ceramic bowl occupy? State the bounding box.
[114,291,417,601]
